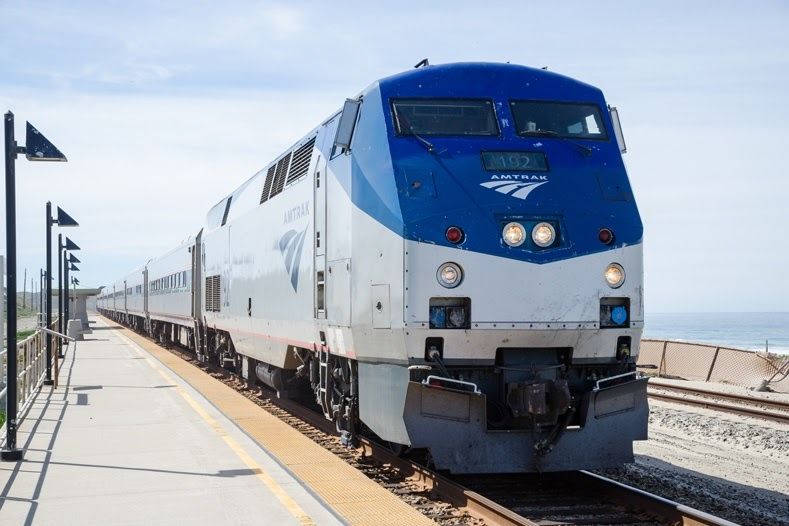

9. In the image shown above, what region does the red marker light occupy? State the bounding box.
[446,226,464,244]
[598,228,614,245]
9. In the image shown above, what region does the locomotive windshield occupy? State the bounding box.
[510,101,608,140]
[392,99,499,136]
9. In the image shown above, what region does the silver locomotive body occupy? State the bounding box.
[100,63,648,473]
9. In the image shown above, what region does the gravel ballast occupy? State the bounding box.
[599,399,789,525]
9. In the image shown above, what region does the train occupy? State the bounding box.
[98,62,648,473]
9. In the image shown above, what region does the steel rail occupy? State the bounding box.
[648,383,789,424]
[648,381,789,411]
[577,471,739,526]
[274,390,737,526]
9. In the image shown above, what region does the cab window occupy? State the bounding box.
[392,99,498,136]
[510,101,608,140]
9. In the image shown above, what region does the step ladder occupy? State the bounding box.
[318,346,331,419]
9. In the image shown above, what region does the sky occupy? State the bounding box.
[1,0,787,313]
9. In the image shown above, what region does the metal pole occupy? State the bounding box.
[2,110,23,460]
[64,251,69,330]
[44,202,54,384]
[57,232,63,356]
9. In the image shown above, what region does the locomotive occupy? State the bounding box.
[99,62,648,473]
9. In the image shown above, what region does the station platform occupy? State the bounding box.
[0,316,432,525]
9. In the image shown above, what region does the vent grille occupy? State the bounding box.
[260,165,276,204]
[205,275,221,312]
[287,137,315,183]
[269,152,292,200]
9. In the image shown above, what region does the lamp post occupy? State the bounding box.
[65,257,79,325]
[58,235,79,356]
[58,233,62,335]
[3,111,67,462]
[45,204,78,385]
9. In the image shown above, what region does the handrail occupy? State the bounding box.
[37,326,76,342]
[1,318,69,447]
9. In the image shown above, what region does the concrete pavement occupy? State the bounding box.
[0,316,343,525]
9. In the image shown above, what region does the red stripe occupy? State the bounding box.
[149,311,192,321]
[213,324,356,358]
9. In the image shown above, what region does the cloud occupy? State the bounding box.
[0,86,345,288]
[1,0,788,311]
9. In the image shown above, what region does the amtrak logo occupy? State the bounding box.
[279,227,308,291]
[480,175,548,200]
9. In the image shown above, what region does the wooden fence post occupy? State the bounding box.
[659,340,669,377]
[706,347,721,382]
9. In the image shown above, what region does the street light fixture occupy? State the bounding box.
[44,203,78,386]
[3,112,66,462]
[58,235,80,342]
[62,250,80,342]
[65,260,79,324]
[71,276,81,326]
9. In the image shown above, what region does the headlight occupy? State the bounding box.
[604,263,625,288]
[437,262,463,288]
[502,222,526,247]
[532,222,556,248]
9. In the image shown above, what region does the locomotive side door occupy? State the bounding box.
[314,139,328,320]
[191,230,203,320]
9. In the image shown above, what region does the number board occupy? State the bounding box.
[481,151,548,172]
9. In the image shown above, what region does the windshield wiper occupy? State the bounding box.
[521,129,561,137]
[521,129,592,156]
[410,131,437,153]
[399,120,439,153]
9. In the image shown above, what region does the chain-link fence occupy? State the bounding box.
[638,339,789,393]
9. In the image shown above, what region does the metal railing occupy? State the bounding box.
[1,330,46,413]
[1,320,73,444]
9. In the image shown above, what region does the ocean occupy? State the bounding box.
[643,312,789,354]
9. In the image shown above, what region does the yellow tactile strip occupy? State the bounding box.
[112,320,434,526]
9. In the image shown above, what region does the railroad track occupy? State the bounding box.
[120,323,737,526]
[647,382,789,424]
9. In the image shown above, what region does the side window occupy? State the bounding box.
[206,198,229,229]
[221,196,232,226]
[332,98,361,157]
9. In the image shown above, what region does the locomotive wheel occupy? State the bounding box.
[386,441,407,457]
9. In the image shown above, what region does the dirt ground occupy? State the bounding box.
[599,399,789,525]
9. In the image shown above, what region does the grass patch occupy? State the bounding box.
[16,305,37,318]
[16,328,36,341]
[0,411,5,428]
